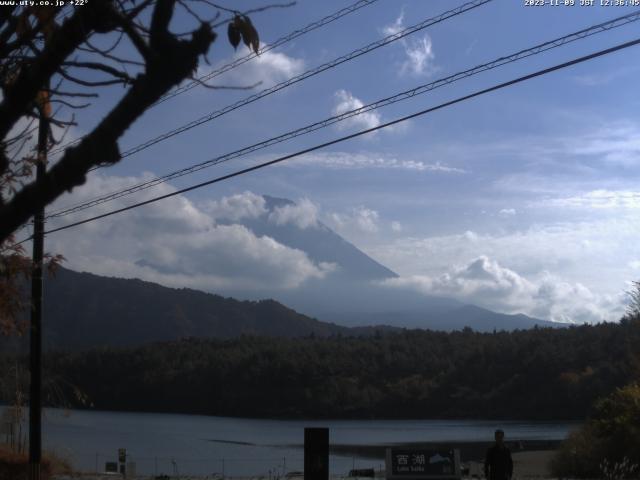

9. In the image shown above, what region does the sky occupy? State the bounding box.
[28,0,640,324]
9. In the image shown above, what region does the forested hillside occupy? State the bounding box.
[11,318,638,420]
[2,267,560,353]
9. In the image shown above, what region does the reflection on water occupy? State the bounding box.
[1,407,577,476]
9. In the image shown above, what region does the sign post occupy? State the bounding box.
[385,448,461,480]
[304,427,329,480]
[118,448,127,477]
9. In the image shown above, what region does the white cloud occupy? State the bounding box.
[498,208,516,217]
[382,12,437,77]
[401,35,436,76]
[567,124,640,166]
[268,198,319,229]
[382,10,404,37]
[463,230,478,242]
[391,221,402,232]
[332,90,381,132]
[381,256,626,324]
[203,44,304,88]
[203,191,267,221]
[330,206,380,233]
[367,216,640,319]
[290,151,466,173]
[538,190,640,210]
[47,177,333,292]
[139,223,333,289]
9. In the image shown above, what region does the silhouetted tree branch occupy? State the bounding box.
[0,0,286,329]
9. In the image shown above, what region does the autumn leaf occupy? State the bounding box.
[243,16,260,55]
[232,15,260,55]
[227,21,241,49]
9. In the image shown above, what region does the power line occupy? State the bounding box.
[49,0,492,160]
[155,0,381,106]
[35,36,640,239]
[48,0,382,157]
[46,10,640,220]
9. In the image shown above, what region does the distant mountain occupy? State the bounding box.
[193,195,562,331]
[327,305,563,332]
[15,267,350,351]
[4,265,562,353]
[239,195,398,282]
[5,195,565,353]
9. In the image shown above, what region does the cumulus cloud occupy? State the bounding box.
[391,221,403,232]
[332,90,381,132]
[382,11,437,77]
[203,44,304,88]
[268,198,319,229]
[291,151,466,173]
[330,206,380,233]
[139,223,333,289]
[374,218,640,278]
[368,215,639,323]
[381,256,626,324]
[203,191,267,221]
[47,176,333,292]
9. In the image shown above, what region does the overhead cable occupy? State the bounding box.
[46,10,640,219]
[35,36,640,239]
[48,0,382,156]
[49,0,492,160]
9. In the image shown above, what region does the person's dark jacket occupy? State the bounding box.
[484,444,513,480]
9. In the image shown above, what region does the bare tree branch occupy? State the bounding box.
[0,1,217,241]
[0,1,120,145]
[58,68,129,87]
[61,61,135,83]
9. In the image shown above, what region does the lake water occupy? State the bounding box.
[2,407,577,476]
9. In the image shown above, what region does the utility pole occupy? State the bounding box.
[29,87,49,480]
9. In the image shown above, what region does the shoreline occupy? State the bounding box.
[50,441,561,479]
[328,439,562,461]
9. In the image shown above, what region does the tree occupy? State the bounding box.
[626,280,640,318]
[551,383,640,478]
[0,0,269,330]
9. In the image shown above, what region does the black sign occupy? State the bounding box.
[389,450,456,477]
[304,427,329,480]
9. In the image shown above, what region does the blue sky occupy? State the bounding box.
[40,0,640,324]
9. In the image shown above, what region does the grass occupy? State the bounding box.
[0,443,73,480]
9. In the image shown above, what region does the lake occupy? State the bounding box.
[2,407,577,476]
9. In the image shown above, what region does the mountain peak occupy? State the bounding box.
[262,194,295,211]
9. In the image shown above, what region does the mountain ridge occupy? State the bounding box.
[2,264,566,353]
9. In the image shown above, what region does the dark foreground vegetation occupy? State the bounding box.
[3,317,638,420]
[550,383,640,478]
[0,444,71,480]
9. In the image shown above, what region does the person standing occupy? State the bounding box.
[484,429,513,480]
